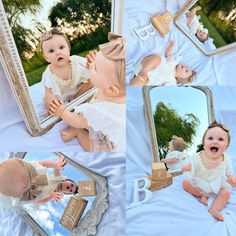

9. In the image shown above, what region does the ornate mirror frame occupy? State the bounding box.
[15,152,108,236]
[143,86,215,176]
[174,0,236,56]
[0,0,123,136]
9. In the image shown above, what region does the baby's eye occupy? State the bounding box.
[219,138,224,141]
[185,69,188,73]
[208,137,213,140]
[49,49,54,53]
[60,45,64,49]
[71,184,74,187]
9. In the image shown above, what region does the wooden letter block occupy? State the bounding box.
[79,180,97,197]
[162,11,174,24]
[60,196,88,231]
[147,172,173,191]
[152,162,166,180]
[151,14,170,37]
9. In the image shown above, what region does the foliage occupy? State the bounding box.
[153,102,200,159]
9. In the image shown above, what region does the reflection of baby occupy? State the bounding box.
[186,6,208,42]
[161,135,189,171]
[0,155,78,208]
[182,122,236,221]
[130,40,196,86]
[40,28,93,115]
[48,33,125,152]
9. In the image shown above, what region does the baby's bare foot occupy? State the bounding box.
[199,195,208,205]
[61,127,79,142]
[208,208,224,221]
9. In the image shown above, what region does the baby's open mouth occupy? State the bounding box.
[210,146,218,153]
[57,57,63,61]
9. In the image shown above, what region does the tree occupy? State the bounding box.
[153,102,200,159]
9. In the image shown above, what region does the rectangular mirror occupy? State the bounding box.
[0,0,123,136]
[174,0,236,56]
[143,86,215,176]
[11,152,108,236]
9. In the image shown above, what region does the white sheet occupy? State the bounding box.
[124,0,236,85]
[126,86,236,236]
[0,152,125,236]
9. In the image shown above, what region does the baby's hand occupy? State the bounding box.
[168,40,174,49]
[182,163,192,172]
[48,99,66,117]
[57,155,67,170]
[227,176,236,187]
[50,187,63,203]
[172,157,179,164]
[86,50,97,69]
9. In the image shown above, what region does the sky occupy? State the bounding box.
[150,86,209,154]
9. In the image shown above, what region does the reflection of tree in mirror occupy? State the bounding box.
[153,102,200,159]
[197,0,236,45]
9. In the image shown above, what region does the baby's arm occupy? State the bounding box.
[227,175,236,187]
[38,155,67,170]
[44,87,58,114]
[186,6,201,28]
[161,157,179,164]
[34,187,63,204]
[165,40,174,58]
[49,99,89,129]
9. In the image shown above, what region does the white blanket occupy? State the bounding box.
[126,86,236,236]
[124,0,236,85]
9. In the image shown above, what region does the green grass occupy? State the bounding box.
[26,48,97,86]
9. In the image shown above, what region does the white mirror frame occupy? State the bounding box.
[143,86,215,176]
[14,152,108,236]
[174,0,236,56]
[0,0,123,136]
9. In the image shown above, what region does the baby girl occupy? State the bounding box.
[161,135,190,171]
[0,155,78,208]
[182,122,236,221]
[48,33,125,152]
[186,6,208,42]
[130,40,196,86]
[40,28,93,115]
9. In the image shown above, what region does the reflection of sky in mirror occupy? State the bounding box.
[150,87,209,154]
[23,152,95,236]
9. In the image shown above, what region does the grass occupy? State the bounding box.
[26,48,97,86]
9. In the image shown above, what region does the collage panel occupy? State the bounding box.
[126,86,236,236]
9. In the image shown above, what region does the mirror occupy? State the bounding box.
[174,0,236,56]
[0,0,123,135]
[13,152,108,236]
[143,86,215,175]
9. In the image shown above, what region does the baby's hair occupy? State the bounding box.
[202,121,231,146]
[61,178,78,195]
[171,135,186,152]
[40,28,71,51]
[99,33,126,95]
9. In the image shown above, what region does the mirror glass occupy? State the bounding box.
[149,86,210,165]
[2,0,111,122]
[20,152,104,236]
[175,0,236,55]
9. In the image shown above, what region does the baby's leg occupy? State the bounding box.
[76,129,92,151]
[183,180,208,205]
[208,188,230,221]
[61,126,81,142]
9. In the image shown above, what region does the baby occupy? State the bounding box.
[182,122,236,221]
[161,135,189,171]
[48,33,126,152]
[186,6,208,42]
[40,28,93,115]
[0,155,78,208]
[130,40,196,86]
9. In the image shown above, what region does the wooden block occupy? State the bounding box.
[147,172,173,191]
[79,180,97,197]
[151,14,170,37]
[152,162,166,180]
[162,11,173,24]
[60,196,88,231]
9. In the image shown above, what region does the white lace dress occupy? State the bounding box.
[186,152,233,195]
[164,150,190,171]
[42,55,89,102]
[134,55,180,86]
[74,100,125,152]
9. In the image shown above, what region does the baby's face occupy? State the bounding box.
[89,51,116,89]
[203,127,229,159]
[61,180,77,194]
[42,34,70,66]
[175,64,193,84]
[196,29,208,42]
